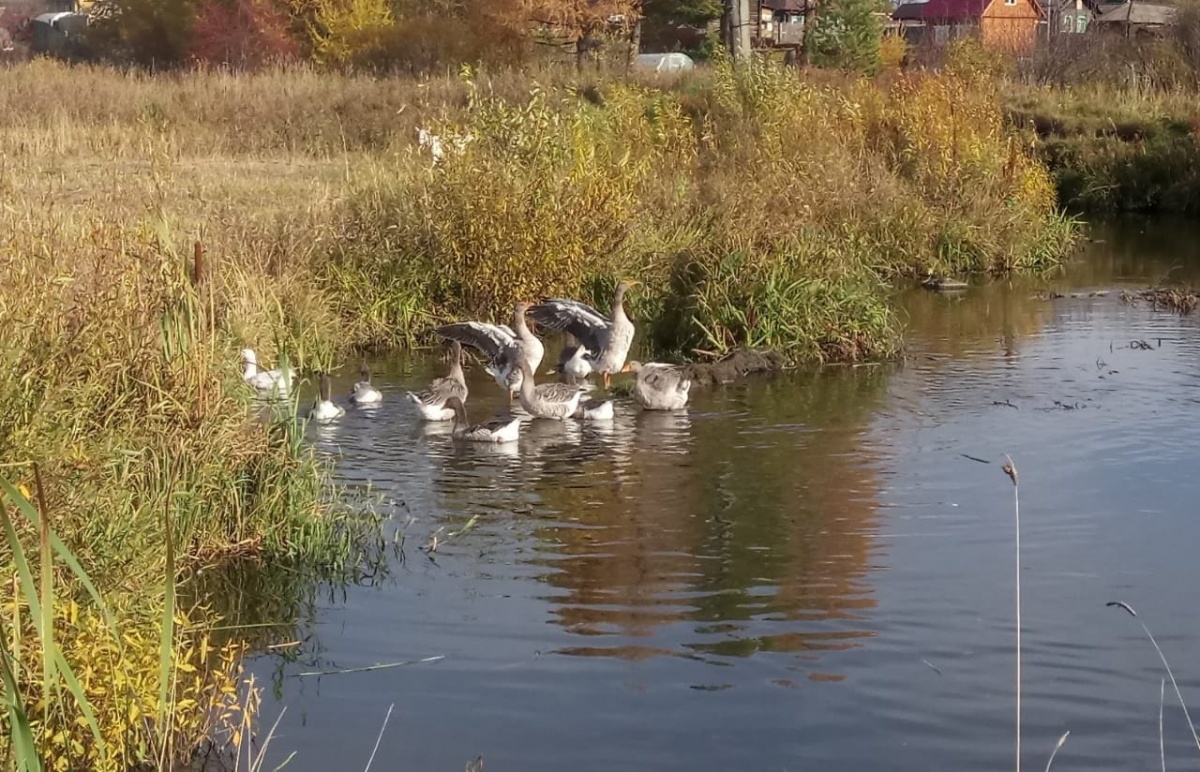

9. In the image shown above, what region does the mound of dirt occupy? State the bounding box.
[682,348,790,387]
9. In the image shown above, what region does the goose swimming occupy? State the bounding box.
[629,361,691,411]
[515,358,585,420]
[405,340,468,421]
[445,396,521,443]
[572,398,615,421]
[436,302,544,402]
[349,361,383,405]
[309,373,345,424]
[241,348,294,397]
[528,280,639,390]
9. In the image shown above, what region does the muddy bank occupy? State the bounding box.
[682,349,791,387]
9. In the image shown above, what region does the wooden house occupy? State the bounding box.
[892,0,1043,51]
[1052,0,1098,33]
[755,0,809,48]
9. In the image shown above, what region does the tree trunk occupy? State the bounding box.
[729,0,751,59]
[629,18,642,65]
[722,2,732,55]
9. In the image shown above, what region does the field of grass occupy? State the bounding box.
[0,51,1079,769]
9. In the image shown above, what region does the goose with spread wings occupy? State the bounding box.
[436,302,544,402]
[528,280,640,390]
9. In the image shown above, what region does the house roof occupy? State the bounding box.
[892,0,988,22]
[1094,1,1176,24]
[761,0,808,11]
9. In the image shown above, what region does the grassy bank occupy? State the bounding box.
[1006,83,1200,213]
[2,55,1076,363]
[0,65,379,762]
[1004,28,1200,214]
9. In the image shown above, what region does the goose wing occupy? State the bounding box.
[528,299,611,354]
[536,382,584,404]
[413,376,466,405]
[436,322,517,361]
[476,414,517,434]
[642,364,688,393]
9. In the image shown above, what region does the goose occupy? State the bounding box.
[241,348,294,397]
[556,331,594,382]
[405,340,468,421]
[528,279,640,390]
[445,396,521,444]
[309,373,345,424]
[349,361,383,405]
[572,398,615,421]
[629,361,691,411]
[436,302,544,402]
[515,357,585,420]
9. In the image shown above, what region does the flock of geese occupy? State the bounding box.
[239,282,692,443]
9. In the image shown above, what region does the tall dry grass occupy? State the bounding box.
[0,61,377,765]
[2,55,1076,359]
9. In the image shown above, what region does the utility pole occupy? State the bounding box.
[727,0,752,59]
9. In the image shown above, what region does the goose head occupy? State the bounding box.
[615,279,641,298]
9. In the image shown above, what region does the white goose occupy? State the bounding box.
[445,396,521,443]
[309,373,345,424]
[406,340,468,422]
[436,302,544,403]
[629,361,691,411]
[349,361,383,405]
[241,348,294,397]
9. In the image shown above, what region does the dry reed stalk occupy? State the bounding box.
[1044,731,1069,772]
[1161,678,1167,772]
[1106,601,1200,758]
[1003,454,1021,772]
[363,703,394,772]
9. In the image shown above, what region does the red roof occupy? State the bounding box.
[892,0,989,21]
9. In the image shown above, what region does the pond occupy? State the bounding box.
[247,217,1200,772]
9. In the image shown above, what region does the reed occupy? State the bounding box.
[1106,601,1200,757]
[1003,455,1021,772]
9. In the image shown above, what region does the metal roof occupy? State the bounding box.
[1094,1,1176,24]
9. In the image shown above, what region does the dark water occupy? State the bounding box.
[248,218,1200,772]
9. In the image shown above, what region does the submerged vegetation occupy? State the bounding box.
[0,44,1082,767]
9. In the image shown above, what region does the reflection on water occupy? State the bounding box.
[243,217,1200,772]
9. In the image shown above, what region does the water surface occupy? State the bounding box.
[248,218,1200,772]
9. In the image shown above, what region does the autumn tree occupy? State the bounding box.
[87,0,196,66]
[190,0,300,69]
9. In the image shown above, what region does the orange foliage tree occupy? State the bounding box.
[189,0,300,69]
